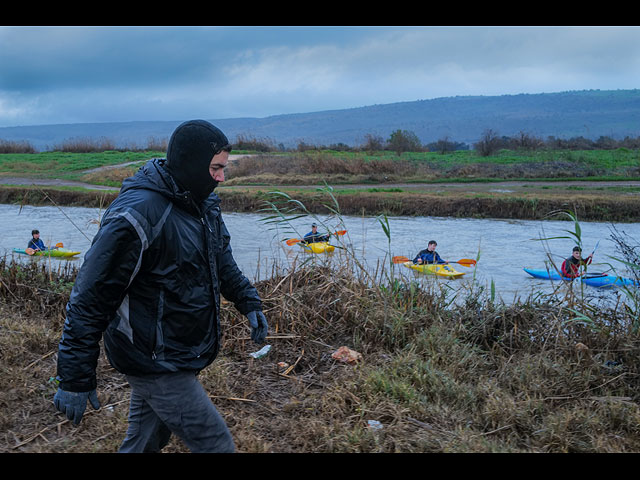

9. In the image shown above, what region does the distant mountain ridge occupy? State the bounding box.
[1,89,639,151]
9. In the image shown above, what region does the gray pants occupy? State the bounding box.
[118,371,235,453]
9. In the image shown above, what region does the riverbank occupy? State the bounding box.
[2,256,639,453]
[2,148,640,221]
[2,183,640,222]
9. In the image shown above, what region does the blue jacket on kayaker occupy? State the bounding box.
[413,240,447,264]
[28,229,47,251]
[304,224,329,243]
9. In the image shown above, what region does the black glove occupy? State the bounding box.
[246,311,268,344]
[53,388,101,425]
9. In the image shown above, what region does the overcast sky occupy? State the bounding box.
[1,25,639,127]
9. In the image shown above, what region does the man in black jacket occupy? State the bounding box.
[53,120,268,453]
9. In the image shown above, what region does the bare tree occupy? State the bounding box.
[514,131,543,150]
[361,133,385,153]
[474,129,502,157]
[434,136,456,154]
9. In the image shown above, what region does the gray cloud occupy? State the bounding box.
[1,26,639,127]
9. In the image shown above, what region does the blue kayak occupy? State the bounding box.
[524,268,637,288]
[582,275,637,288]
[523,268,570,281]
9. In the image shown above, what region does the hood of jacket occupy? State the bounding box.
[121,157,221,215]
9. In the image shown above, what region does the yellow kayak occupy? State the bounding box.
[299,241,336,254]
[403,262,465,278]
[13,247,81,258]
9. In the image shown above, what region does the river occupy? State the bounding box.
[1,203,638,305]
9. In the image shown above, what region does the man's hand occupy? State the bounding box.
[53,388,101,425]
[246,311,268,344]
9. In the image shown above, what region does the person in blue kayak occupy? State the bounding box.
[27,229,47,252]
[303,223,329,243]
[561,246,593,278]
[413,240,448,265]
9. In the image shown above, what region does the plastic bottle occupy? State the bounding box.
[249,344,272,359]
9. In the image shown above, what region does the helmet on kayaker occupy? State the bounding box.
[165,119,232,203]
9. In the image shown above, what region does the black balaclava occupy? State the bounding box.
[165,119,231,204]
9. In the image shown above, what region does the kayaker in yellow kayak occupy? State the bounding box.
[303,223,330,244]
[413,240,448,265]
[27,229,51,252]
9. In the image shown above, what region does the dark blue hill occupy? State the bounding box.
[1,89,638,151]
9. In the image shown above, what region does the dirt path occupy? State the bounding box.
[0,176,119,190]
[219,179,640,198]
[2,178,640,195]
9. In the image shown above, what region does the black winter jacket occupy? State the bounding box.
[56,158,262,392]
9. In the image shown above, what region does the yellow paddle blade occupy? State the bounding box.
[392,255,410,264]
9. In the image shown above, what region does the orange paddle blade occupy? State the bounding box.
[333,230,347,236]
[25,247,35,255]
[285,238,302,246]
[55,242,64,248]
[392,255,410,264]
[455,258,477,267]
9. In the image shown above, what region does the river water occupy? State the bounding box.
[1,203,638,305]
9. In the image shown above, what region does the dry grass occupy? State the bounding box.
[223,151,636,185]
[1,254,639,453]
[224,153,434,186]
[78,166,141,186]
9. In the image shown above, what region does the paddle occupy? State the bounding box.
[392,255,477,267]
[580,240,600,275]
[25,242,64,255]
[285,230,347,246]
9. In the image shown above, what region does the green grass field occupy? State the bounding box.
[0,151,164,179]
[0,148,638,186]
[315,147,640,169]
